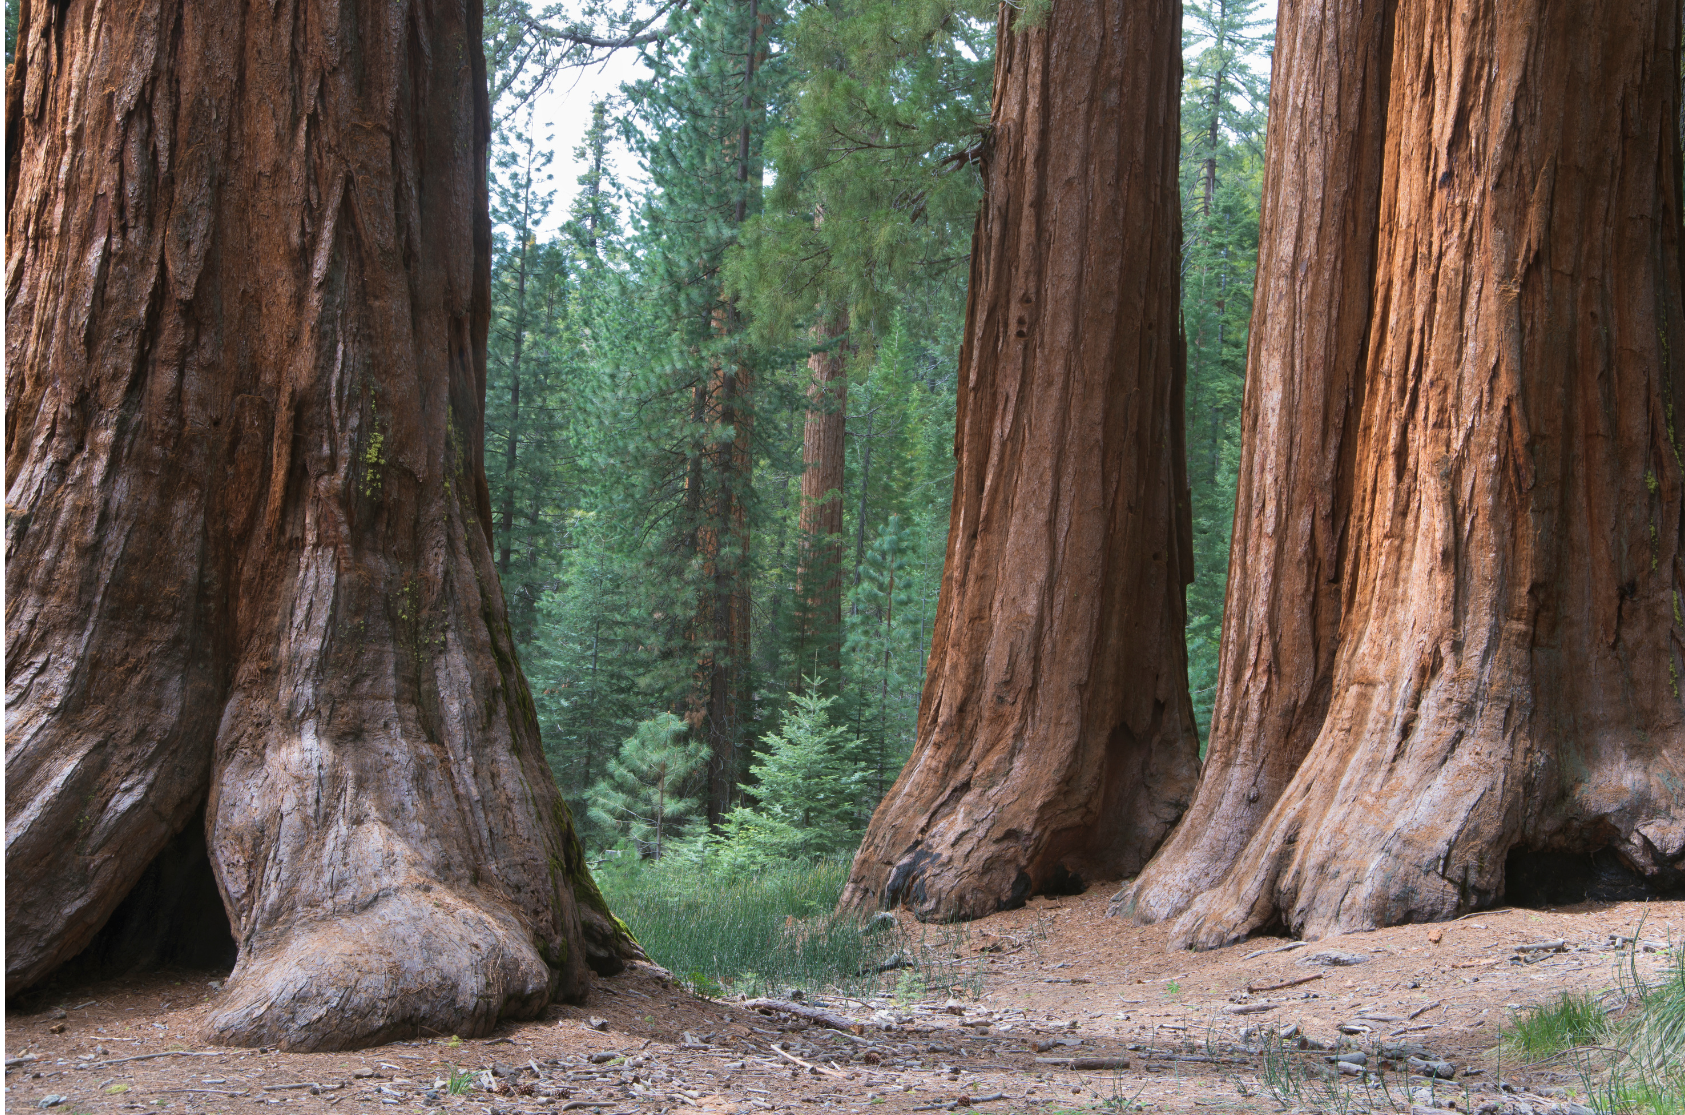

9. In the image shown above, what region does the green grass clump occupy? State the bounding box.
[595,853,977,1002]
[1504,991,1610,1059]
[1602,943,1685,1115]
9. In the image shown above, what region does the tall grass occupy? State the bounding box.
[1601,942,1685,1115]
[1503,992,1610,1059]
[596,854,978,1001]
[1501,936,1685,1115]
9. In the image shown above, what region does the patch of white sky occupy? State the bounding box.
[517,0,1277,238]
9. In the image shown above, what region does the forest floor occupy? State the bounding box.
[6,890,1681,1115]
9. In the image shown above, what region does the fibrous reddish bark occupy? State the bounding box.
[838,0,1201,922]
[1115,0,1394,927]
[791,309,849,690]
[1120,0,1685,946]
[5,0,638,1049]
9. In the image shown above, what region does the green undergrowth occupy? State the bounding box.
[1600,939,1685,1115]
[1503,991,1611,1060]
[595,853,981,1002]
[1500,934,1684,1115]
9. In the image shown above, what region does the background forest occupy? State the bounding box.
[470,0,1273,869]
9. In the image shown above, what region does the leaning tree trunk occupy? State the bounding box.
[791,309,849,691]
[5,0,639,1050]
[1123,0,1685,948]
[837,0,1201,922]
[1113,0,1394,926]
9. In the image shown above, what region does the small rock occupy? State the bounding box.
[588,1052,619,1065]
[944,1001,965,1015]
[491,1062,521,1079]
[37,1097,67,1109]
[1407,1055,1457,1079]
[1337,1061,1365,1076]
[352,1068,378,1079]
[1335,1052,1368,1067]
[587,1017,609,1032]
[1301,950,1367,967]
[1427,927,1444,944]
[47,1024,66,1035]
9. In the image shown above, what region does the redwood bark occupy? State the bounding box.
[837,0,1201,921]
[1124,0,1685,947]
[5,0,638,1049]
[1115,0,1393,926]
[791,309,849,690]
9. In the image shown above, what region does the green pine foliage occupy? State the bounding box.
[696,690,868,870]
[587,713,709,857]
[476,0,1273,855]
[1179,0,1271,745]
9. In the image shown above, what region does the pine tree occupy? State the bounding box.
[588,714,709,859]
[620,0,786,827]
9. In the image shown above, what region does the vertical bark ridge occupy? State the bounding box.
[838,0,1200,922]
[6,0,638,1048]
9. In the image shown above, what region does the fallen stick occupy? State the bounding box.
[558,1103,619,1111]
[1514,940,1567,954]
[770,1044,848,1079]
[1246,973,1323,995]
[910,1092,1009,1111]
[151,1088,249,1097]
[77,1051,231,1070]
[1224,1004,1280,1015]
[1033,1056,1130,1070]
[1387,1025,1435,1037]
[1407,1001,1443,1020]
[743,999,870,1037]
[1240,941,1306,962]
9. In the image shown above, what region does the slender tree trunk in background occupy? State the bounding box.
[498,139,538,577]
[4,0,639,1047]
[1115,0,1392,928]
[693,0,765,828]
[852,407,875,598]
[1125,0,1685,948]
[792,309,850,691]
[838,0,1201,921]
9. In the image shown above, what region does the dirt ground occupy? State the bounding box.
[6,889,1680,1115]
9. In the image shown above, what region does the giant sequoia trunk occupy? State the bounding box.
[838,0,1201,922]
[1115,0,1394,927]
[5,0,639,1050]
[1119,0,1685,946]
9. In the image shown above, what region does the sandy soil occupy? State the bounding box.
[6,890,1680,1115]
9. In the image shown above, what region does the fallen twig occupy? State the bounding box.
[151,1088,249,1097]
[743,999,870,1038]
[1408,1000,1443,1020]
[1246,973,1323,995]
[1225,1003,1279,1015]
[770,1044,848,1079]
[1514,940,1567,954]
[1240,941,1306,962]
[910,1092,1008,1111]
[77,1051,230,1070]
[558,1103,619,1111]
